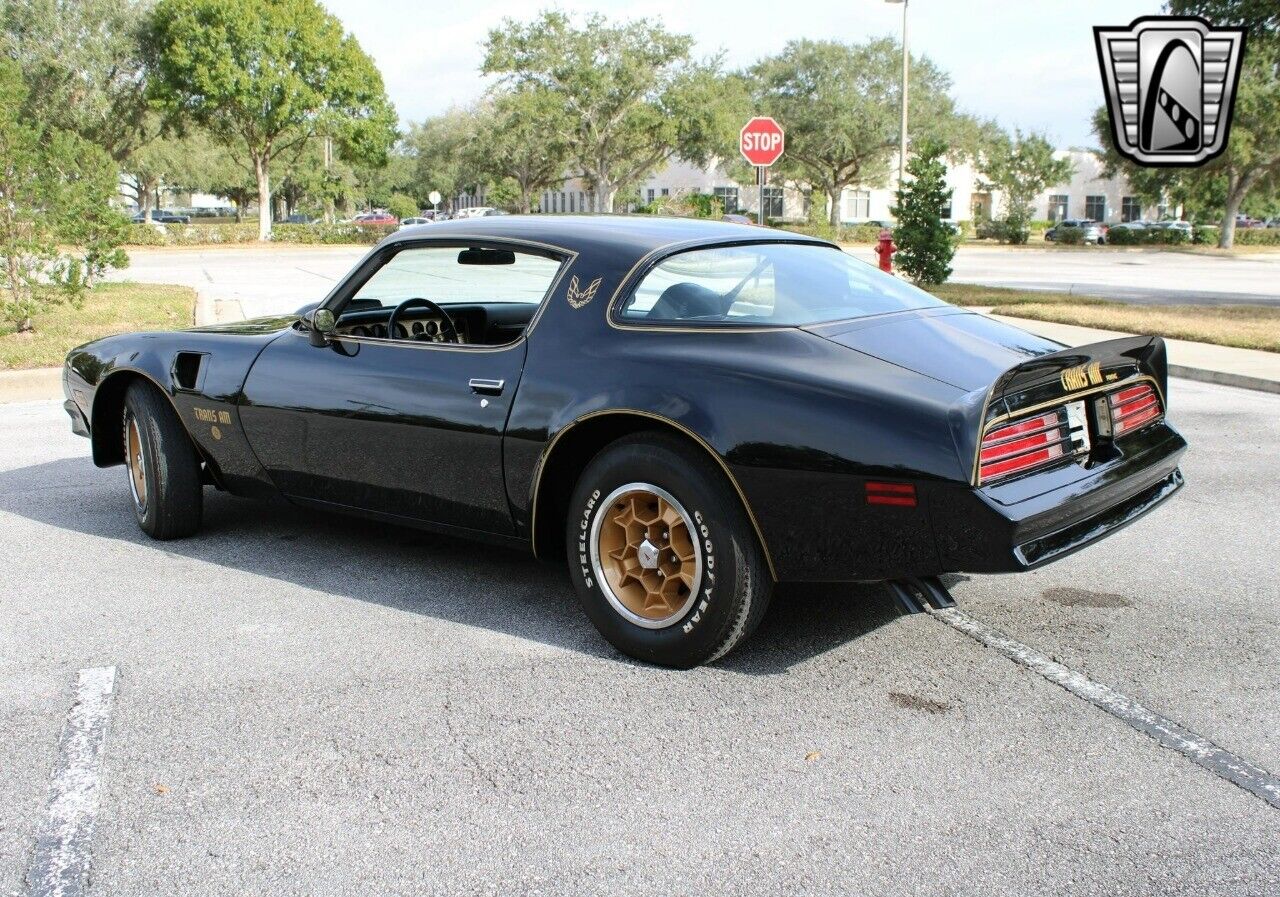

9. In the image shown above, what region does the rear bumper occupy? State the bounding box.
[930,422,1187,573]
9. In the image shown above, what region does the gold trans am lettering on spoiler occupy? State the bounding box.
[1060,362,1104,392]
[566,275,603,309]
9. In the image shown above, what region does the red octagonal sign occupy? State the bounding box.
[740,116,785,167]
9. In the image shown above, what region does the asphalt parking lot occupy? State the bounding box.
[107,243,1280,319]
[2,377,1278,896]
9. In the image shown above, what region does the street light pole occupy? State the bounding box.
[887,0,909,188]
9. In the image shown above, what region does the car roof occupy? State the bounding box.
[385,213,832,258]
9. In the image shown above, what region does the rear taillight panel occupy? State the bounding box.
[979,410,1074,483]
[1109,382,1162,436]
[978,378,1164,486]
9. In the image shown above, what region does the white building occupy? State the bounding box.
[507,148,1160,225]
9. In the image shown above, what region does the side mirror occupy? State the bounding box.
[307,308,336,347]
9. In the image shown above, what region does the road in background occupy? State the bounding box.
[108,244,1280,320]
[2,379,1277,895]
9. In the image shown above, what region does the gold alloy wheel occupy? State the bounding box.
[126,415,148,511]
[590,482,702,629]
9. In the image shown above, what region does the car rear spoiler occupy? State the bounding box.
[949,336,1170,483]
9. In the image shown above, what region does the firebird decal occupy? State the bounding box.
[566,275,603,309]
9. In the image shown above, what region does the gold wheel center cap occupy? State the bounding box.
[637,539,660,570]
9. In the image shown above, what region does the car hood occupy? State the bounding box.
[804,308,1065,392]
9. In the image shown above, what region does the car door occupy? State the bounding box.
[238,241,562,537]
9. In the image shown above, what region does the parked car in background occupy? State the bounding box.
[131,210,191,225]
[354,211,396,227]
[1153,220,1193,237]
[1235,215,1264,229]
[1109,220,1149,235]
[1265,218,1280,229]
[1044,219,1107,244]
[454,207,495,219]
[721,214,754,226]
[284,214,317,225]
[398,216,435,229]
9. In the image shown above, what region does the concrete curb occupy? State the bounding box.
[0,367,63,404]
[1167,364,1280,394]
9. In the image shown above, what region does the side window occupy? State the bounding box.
[351,245,561,310]
[623,247,777,322]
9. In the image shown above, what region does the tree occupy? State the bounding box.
[407,107,486,213]
[979,130,1074,243]
[466,89,570,214]
[145,0,398,239]
[1,0,152,163]
[0,62,128,331]
[482,11,739,212]
[750,38,980,226]
[1091,0,1280,247]
[891,139,955,284]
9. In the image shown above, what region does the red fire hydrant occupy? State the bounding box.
[875,229,897,274]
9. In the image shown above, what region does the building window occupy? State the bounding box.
[762,186,783,219]
[1085,195,1106,221]
[568,192,575,213]
[1047,194,1069,222]
[1121,196,1142,221]
[713,186,739,214]
[940,196,953,219]
[579,191,586,212]
[845,189,871,220]
[660,187,669,197]
[647,188,655,203]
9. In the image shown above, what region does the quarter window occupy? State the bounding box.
[619,243,942,327]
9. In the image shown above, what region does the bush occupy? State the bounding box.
[125,221,395,246]
[1234,228,1280,245]
[273,222,394,244]
[1107,226,1189,246]
[1193,225,1219,244]
[776,222,887,243]
[1055,228,1085,245]
[976,218,1030,244]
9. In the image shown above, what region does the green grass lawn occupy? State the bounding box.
[0,283,196,370]
[926,283,1280,353]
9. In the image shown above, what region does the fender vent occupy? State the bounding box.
[173,352,206,391]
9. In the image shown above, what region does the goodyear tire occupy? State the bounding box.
[566,432,772,668]
[122,380,203,540]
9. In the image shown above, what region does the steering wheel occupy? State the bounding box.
[385,297,459,344]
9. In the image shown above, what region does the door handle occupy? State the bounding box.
[468,378,505,396]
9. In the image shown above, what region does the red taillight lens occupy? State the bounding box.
[1109,383,1161,435]
[980,410,1068,483]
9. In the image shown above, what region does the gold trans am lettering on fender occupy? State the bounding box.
[193,407,232,426]
[1060,361,1104,392]
[566,275,603,309]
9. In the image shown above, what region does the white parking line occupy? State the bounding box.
[26,667,118,897]
[930,607,1280,811]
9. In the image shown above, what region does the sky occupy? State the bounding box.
[320,0,1166,149]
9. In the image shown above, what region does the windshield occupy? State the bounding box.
[618,243,944,327]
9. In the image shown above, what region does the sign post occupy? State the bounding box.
[740,116,785,223]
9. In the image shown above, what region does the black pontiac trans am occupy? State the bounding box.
[63,216,1186,667]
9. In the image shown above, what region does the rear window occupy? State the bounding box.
[618,243,944,327]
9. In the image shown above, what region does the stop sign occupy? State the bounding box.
[740,117,785,167]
